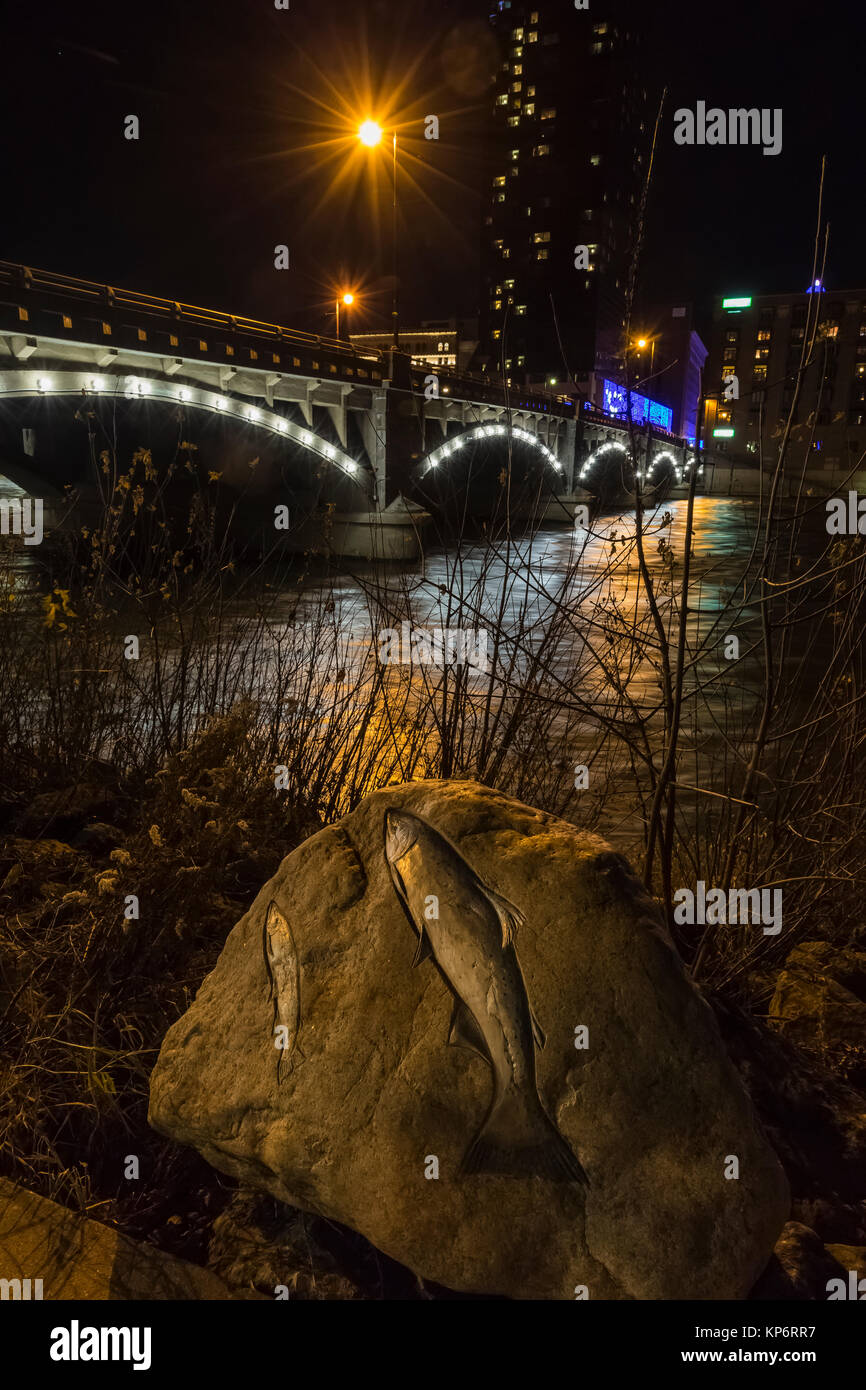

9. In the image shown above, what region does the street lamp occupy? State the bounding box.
[634,335,655,376]
[335,291,354,338]
[357,119,400,349]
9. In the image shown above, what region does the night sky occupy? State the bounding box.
[2,0,863,342]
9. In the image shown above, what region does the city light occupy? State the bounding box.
[342,292,354,306]
[722,296,752,309]
[713,427,735,438]
[358,120,383,147]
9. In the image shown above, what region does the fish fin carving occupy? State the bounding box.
[448,998,489,1060]
[530,1009,546,1051]
[412,927,434,967]
[482,886,526,949]
[460,1089,588,1186]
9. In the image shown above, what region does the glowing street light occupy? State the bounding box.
[633,334,655,374]
[358,118,400,348]
[335,291,355,338]
[358,120,383,148]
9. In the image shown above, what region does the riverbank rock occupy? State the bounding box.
[16,783,119,840]
[149,779,789,1300]
[750,1222,849,1299]
[0,1179,259,1300]
[770,941,866,1089]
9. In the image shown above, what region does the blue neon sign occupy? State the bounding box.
[602,379,673,432]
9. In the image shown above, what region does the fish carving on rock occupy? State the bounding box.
[263,900,302,1084]
[383,809,587,1184]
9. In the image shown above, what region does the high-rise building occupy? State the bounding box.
[478,0,648,393]
[704,286,866,470]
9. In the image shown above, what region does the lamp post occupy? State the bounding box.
[635,336,656,377]
[335,291,354,339]
[358,120,400,350]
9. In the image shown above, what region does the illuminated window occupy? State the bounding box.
[497,94,508,106]
[504,278,515,288]
[494,175,506,187]
[524,103,535,115]
[512,27,523,39]
[753,364,767,380]
[512,45,523,57]
[250,348,258,360]
[591,42,603,54]
[513,63,522,75]
[530,11,538,20]
[533,230,550,243]
[590,153,602,166]
[511,81,522,92]
[540,108,556,120]
[526,85,536,97]
[754,347,769,361]
[536,249,549,261]
[492,329,501,340]
[225,344,234,356]
[62,314,72,328]
[198,339,208,351]
[516,304,527,315]
[170,334,179,347]
[533,144,550,157]
[18,307,29,322]
[757,330,771,341]
[594,22,608,32]
[494,299,503,311]
[510,148,519,160]
[137,328,147,342]
[527,30,538,43]
[505,120,518,131]
[101,322,111,335]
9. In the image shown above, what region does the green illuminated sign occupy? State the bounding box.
[713,427,735,438]
[722,297,752,309]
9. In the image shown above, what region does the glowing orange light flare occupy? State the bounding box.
[358,120,383,147]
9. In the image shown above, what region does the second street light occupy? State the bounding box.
[358,119,400,350]
[335,291,354,339]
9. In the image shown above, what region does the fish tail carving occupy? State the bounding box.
[460,1088,588,1186]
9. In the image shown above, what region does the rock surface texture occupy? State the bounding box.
[0,1179,257,1300]
[149,780,789,1299]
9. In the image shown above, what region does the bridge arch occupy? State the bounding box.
[578,439,631,485]
[0,368,368,487]
[419,422,564,477]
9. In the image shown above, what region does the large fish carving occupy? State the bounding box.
[383,809,587,1184]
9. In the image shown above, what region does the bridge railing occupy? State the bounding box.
[0,260,380,362]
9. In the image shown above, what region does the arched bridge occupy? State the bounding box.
[0,261,697,553]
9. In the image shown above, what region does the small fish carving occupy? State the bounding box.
[384,809,587,1184]
[263,900,302,1084]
